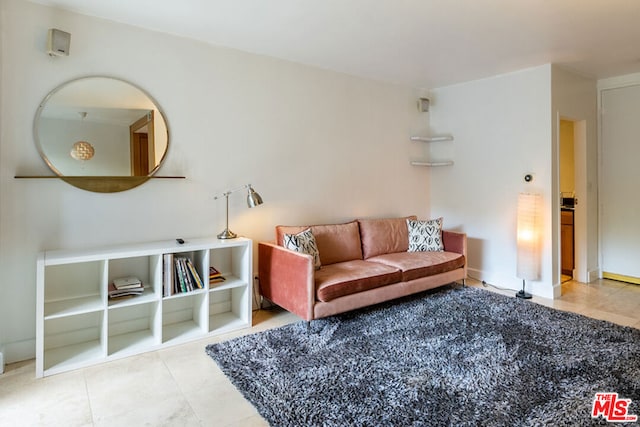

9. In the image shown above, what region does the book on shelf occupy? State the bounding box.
[209,266,226,285]
[172,256,205,294]
[163,253,174,297]
[108,282,144,299]
[113,276,142,290]
[175,257,187,293]
[185,258,205,289]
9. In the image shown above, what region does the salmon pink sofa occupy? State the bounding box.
[258,216,467,321]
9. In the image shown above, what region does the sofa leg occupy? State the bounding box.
[462,278,466,287]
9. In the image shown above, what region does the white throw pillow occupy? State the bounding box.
[407,218,444,252]
[283,228,321,269]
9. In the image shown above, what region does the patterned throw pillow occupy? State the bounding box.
[283,228,321,269]
[407,218,444,252]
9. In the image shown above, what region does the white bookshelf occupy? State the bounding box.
[36,237,252,378]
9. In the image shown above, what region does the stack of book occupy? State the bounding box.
[174,256,204,293]
[162,254,205,296]
[209,266,226,286]
[109,276,144,299]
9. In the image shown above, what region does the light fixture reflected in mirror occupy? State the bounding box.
[70,140,94,161]
[215,184,264,239]
[69,112,94,161]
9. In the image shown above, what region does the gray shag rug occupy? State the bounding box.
[205,286,640,426]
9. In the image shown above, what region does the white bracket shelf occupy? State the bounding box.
[410,160,454,167]
[409,135,454,142]
[409,134,455,166]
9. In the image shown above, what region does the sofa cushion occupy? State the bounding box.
[358,216,417,259]
[283,228,321,269]
[407,217,444,252]
[276,221,363,265]
[315,260,402,302]
[367,251,465,282]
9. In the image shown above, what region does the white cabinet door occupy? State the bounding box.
[601,84,640,279]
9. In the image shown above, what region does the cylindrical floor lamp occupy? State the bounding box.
[516,192,541,299]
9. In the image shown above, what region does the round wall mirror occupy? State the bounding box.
[34,76,170,192]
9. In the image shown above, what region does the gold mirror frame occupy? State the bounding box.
[33,76,171,192]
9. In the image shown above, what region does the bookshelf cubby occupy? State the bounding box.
[36,237,252,377]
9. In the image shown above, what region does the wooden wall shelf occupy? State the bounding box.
[14,176,185,193]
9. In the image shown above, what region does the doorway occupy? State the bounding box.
[129,111,155,176]
[557,117,587,287]
[559,119,575,282]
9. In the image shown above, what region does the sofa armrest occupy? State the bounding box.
[442,230,467,276]
[442,230,466,256]
[258,242,315,321]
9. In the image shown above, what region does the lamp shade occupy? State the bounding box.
[516,192,541,280]
[247,185,263,208]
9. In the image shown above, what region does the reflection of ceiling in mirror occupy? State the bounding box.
[41,106,152,126]
[41,77,156,125]
[48,78,154,109]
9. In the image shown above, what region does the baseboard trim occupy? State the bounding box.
[466,268,555,299]
[602,271,640,285]
[2,339,35,365]
[551,282,562,299]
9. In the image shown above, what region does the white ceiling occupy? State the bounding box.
[31,0,640,88]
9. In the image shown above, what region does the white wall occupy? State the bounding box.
[428,66,555,297]
[0,0,429,362]
[428,65,598,298]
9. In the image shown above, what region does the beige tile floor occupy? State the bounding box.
[1,278,638,426]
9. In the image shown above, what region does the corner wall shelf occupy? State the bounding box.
[14,176,186,193]
[409,135,454,142]
[409,134,455,167]
[410,161,454,167]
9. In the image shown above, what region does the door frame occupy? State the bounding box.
[556,115,587,285]
[129,110,155,176]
